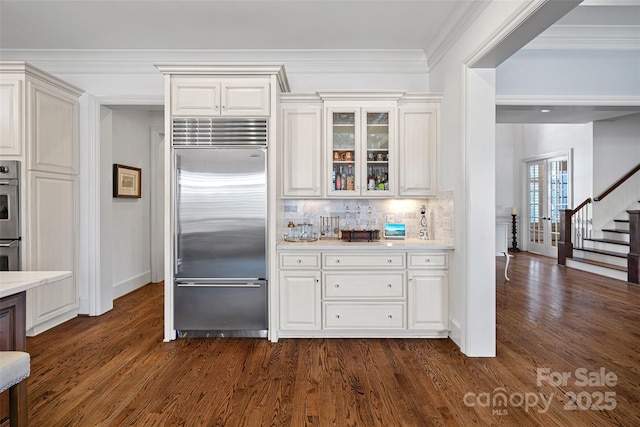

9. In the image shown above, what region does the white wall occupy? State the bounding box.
[591,113,640,231]
[497,50,640,97]
[495,123,593,251]
[428,0,548,356]
[110,109,164,298]
[593,113,640,194]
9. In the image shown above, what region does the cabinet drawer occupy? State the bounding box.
[323,253,405,269]
[323,303,405,329]
[408,252,448,268]
[280,253,321,269]
[323,273,405,299]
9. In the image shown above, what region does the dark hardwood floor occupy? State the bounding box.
[26,253,640,426]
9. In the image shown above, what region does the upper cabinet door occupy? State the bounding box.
[325,104,396,198]
[171,76,270,117]
[0,79,22,156]
[398,103,439,197]
[326,107,361,197]
[171,77,221,116]
[281,104,322,198]
[221,79,270,116]
[28,79,79,175]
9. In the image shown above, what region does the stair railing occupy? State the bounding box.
[559,162,640,284]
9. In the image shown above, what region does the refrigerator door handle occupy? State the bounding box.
[176,281,263,288]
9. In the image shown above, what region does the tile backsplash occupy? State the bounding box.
[283,190,454,243]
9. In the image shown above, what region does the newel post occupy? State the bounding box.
[628,210,639,284]
[558,209,573,266]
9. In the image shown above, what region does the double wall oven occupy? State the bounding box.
[0,161,20,271]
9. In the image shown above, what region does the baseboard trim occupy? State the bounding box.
[113,271,151,299]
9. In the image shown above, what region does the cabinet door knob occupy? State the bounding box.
[335,259,340,264]
[335,314,340,319]
[387,314,393,319]
[387,284,392,288]
[425,258,431,263]
[335,284,340,288]
[387,259,392,263]
[297,259,302,263]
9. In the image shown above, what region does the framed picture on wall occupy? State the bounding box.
[113,164,142,198]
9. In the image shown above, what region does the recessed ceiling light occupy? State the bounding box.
[540,109,551,113]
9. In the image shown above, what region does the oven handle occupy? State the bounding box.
[0,179,17,186]
[0,240,19,248]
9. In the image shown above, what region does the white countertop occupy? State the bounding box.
[277,238,454,251]
[0,271,72,299]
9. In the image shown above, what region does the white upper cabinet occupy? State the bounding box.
[0,79,22,156]
[28,79,79,175]
[281,98,323,198]
[324,102,397,198]
[398,99,440,197]
[171,76,270,117]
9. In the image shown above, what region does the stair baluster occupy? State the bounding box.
[628,210,639,284]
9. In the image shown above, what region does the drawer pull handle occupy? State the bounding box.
[335,284,340,288]
[425,258,431,263]
[335,314,340,319]
[297,259,302,263]
[387,284,392,288]
[387,315,393,319]
[387,259,392,263]
[335,259,341,264]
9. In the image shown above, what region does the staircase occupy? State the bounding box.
[558,163,640,284]
[566,204,637,282]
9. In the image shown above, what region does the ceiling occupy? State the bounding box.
[1,0,639,124]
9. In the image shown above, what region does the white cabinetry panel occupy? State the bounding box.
[323,252,405,269]
[398,103,439,197]
[323,273,404,299]
[0,79,22,156]
[323,303,404,329]
[26,172,78,333]
[281,105,322,197]
[171,76,270,117]
[408,270,448,331]
[28,80,79,174]
[279,270,321,330]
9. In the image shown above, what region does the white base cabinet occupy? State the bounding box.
[277,249,449,339]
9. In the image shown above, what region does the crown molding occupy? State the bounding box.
[0,49,429,77]
[525,25,640,50]
[426,0,490,70]
[496,95,640,106]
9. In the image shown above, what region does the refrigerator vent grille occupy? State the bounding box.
[172,118,268,146]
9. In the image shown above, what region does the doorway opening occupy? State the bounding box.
[525,153,571,258]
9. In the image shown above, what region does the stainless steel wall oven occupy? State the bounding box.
[0,161,20,271]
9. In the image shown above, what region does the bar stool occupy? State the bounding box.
[0,351,30,426]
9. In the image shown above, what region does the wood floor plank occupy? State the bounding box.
[25,253,640,426]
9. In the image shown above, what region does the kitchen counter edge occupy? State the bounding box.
[277,238,454,251]
[0,271,73,299]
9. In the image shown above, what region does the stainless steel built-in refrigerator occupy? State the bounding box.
[173,118,268,337]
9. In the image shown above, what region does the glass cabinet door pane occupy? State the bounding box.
[331,112,356,192]
[365,112,389,192]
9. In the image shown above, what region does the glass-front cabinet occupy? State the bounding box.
[326,105,395,197]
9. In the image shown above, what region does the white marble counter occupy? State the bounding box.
[0,271,72,299]
[277,238,454,251]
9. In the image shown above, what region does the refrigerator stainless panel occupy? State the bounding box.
[174,147,267,281]
[174,280,268,331]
